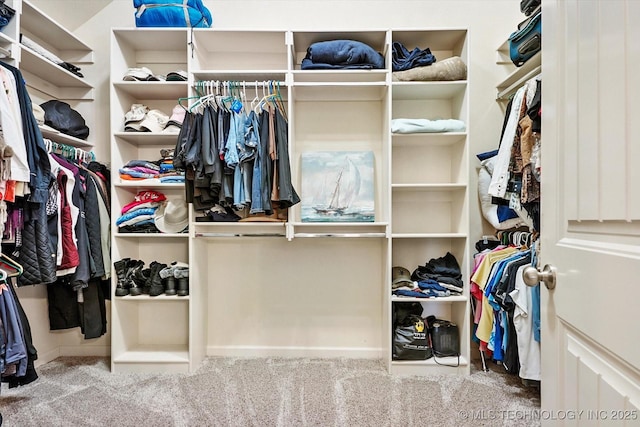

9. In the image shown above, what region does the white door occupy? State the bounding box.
[541,0,640,424]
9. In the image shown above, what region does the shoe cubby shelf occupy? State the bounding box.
[110,28,470,376]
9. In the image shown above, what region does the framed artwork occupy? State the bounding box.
[301,151,375,222]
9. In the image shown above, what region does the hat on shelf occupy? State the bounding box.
[124,104,149,131]
[392,266,414,289]
[163,105,186,133]
[154,199,189,234]
[122,67,163,81]
[126,108,169,133]
[166,70,187,81]
[32,104,59,133]
[139,109,170,133]
[40,100,90,140]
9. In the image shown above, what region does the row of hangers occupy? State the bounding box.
[179,80,287,120]
[0,252,23,280]
[43,139,96,163]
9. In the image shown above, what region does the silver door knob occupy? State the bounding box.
[522,264,557,290]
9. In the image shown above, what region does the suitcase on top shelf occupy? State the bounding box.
[508,10,541,67]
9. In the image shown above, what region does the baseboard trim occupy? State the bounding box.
[34,347,61,367]
[58,345,111,357]
[206,345,382,359]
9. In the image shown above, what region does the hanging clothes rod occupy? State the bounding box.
[0,46,12,59]
[293,233,386,238]
[43,139,96,162]
[195,232,285,238]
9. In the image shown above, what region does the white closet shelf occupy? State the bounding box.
[112,346,189,364]
[391,183,467,191]
[390,356,468,375]
[112,81,188,100]
[114,132,180,146]
[193,222,286,228]
[391,132,466,146]
[114,182,185,189]
[21,50,94,100]
[391,295,467,303]
[391,233,467,239]
[114,295,190,301]
[22,0,93,54]
[496,51,541,100]
[392,81,466,100]
[112,27,189,51]
[192,70,287,82]
[114,233,189,239]
[40,126,94,149]
[292,69,387,83]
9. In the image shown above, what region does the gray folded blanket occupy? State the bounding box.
[392,56,467,82]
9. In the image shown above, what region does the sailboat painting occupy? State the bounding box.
[301,151,375,222]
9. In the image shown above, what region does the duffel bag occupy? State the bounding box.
[508,11,541,67]
[133,0,212,28]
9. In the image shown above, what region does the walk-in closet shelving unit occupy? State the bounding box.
[110,28,206,373]
[389,29,470,375]
[110,28,470,375]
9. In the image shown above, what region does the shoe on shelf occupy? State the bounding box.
[125,260,145,296]
[164,276,177,296]
[114,258,131,296]
[177,277,189,296]
[149,262,168,296]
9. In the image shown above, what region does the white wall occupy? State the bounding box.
[27,0,523,358]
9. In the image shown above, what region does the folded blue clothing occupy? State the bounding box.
[116,207,158,226]
[302,39,385,70]
[416,279,450,293]
[160,175,185,183]
[392,42,436,71]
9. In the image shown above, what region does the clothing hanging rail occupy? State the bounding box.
[195,232,285,238]
[293,232,386,238]
[0,46,12,59]
[43,139,96,163]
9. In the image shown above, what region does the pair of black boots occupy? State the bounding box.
[114,258,175,297]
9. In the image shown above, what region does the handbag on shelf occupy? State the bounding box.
[508,10,541,67]
[393,315,433,360]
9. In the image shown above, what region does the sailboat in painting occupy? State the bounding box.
[301,151,375,222]
[313,157,361,216]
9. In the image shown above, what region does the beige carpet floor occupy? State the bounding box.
[0,356,540,426]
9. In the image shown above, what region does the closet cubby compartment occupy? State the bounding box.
[390,299,468,375]
[111,300,190,373]
[392,133,467,185]
[111,28,188,81]
[391,187,467,235]
[291,30,388,83]
[391,238,467,275]
[191,30,288,79]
